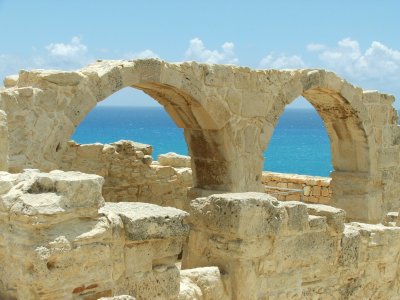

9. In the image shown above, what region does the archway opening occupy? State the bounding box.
[262,96,333,204]
[263,96,332,177]
[63,86,193,210]
[72,88,188,159]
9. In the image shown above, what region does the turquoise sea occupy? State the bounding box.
[72,106,332,177]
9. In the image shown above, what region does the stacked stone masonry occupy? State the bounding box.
[0,170,192,299]
[183,192,400,299]
[1,59,400,299]
[262,171,332,204]
[60,141,192,211]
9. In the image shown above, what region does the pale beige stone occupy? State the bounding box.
[0,170,189,300]
[0,110,8,171]
[158,152,191,168]
[3,74,18,87]
[183,192,400,299]
[179,267,230,300]
[1,59,400,298]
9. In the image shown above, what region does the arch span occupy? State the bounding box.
[259,69,398,222]
[1,60,399,222]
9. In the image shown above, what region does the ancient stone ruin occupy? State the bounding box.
[0,59,400,299]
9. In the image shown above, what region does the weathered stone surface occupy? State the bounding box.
[188,192,286,238]
[3,74,18,87]
[183,192,400,299]
[179,267,230,300]
[0,110,8,171]
[0,170,189,300]
[1,59,400,298]
[1,169,104,223]
[158,152,191,168]
[100,202,189,241]
[263,171,332,204]
[61,140,192,210]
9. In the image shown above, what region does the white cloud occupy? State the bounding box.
[184,38,238,64]
[125,49,160,60]
[306,43,326,52]
[310,38,400,92]
[39,36,91,69]
[45,36,88,61]
[259,53,306,69]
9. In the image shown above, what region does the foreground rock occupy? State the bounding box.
[183,192,400,299]
[0,170,189,299]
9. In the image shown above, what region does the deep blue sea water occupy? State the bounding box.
[72,106,332,177]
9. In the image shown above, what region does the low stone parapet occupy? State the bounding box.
[262,171,332,205]
[158,152,191,168]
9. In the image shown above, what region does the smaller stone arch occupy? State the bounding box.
[259,69,398,222]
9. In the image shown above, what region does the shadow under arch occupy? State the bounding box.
[263,70,381,222]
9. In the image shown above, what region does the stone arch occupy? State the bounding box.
[260,69,391,222]
[2,61,399,221]
[1,59,237,192]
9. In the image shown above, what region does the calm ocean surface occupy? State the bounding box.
[72,106,332,177]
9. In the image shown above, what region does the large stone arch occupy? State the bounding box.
[258,69,399,222]
[0,59,244,192]
[1,60,399,222]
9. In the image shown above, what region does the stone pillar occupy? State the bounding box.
[182,192,288,299]
[0,110,8,171]
[185,125,264,193]
[330,171,383,223]
[182,192,346,299]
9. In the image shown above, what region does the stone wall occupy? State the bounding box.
[60,140,192,211]
[262,171,332,205]
[182,192,400,299]
[1,170,400,299]
[0,170,190,300]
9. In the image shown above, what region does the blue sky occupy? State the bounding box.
[1,1,399,107]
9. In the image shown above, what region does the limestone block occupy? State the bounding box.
[0,171,17,195]
[3,74,19,87]
[37,70,85,86]
[0,110,8,171]
[158,152,191,168]
[1,170,104,224]
[179,267,230,300]
[100,202,189,241]
[279,201,309,232]
[312,185,321,196]
[308,215,328,231]
[338,225,361,267]
[112,140,152,156]
[188,192,287,239]
[306,203,345,234]
[115,266,181,300]
[303,185,311,196]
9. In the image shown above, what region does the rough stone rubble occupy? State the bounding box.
[0,58,400,299]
